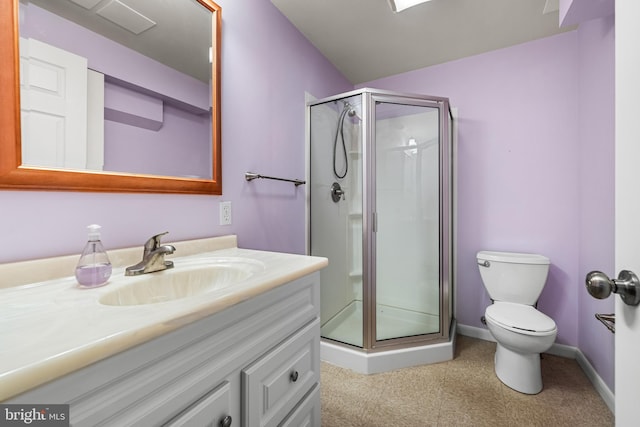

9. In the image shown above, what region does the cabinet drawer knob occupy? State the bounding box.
[290,370,299,382]
[219,415,232,427]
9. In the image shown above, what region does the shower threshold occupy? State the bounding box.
[321,300,440,347]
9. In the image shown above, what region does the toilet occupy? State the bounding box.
[476,250,557,394]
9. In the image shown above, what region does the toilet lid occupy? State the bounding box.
[486,302,556,333]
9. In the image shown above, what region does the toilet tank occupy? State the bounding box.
[476,251,550,305]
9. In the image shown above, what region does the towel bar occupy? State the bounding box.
[245,172,305,186]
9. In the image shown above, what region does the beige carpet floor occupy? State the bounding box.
[321,335,614,427]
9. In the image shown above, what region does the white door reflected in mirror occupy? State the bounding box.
[20,37,105,171]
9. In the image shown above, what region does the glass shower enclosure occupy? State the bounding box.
[309,88,453,353]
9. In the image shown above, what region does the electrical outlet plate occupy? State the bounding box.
[219,201,232,225]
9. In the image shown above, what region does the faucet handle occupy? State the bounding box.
[144,231,169,254]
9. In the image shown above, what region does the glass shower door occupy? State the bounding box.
[310,94,364,348]
[373,99,442,343]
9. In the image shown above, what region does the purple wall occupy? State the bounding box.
[219,0,352,254]
[0,0,351,263]
[359,32,582,346]
[359,17,615,389]
[104,100,212,178]
[577,15,615,389]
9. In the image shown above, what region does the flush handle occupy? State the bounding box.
[585,270,640,306]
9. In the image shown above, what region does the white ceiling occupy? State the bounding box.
[271,0,575,84]
[26,0,212,83]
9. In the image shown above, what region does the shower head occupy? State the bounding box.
[334,100,362,122]
[343,102,361,121]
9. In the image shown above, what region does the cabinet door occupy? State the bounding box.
[242,319,320,427]
[280,384,320,427]
[165,381,233,427]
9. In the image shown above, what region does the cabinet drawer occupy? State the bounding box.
[242,319,320,427]
[280,384,320,427]
[165,381,233,427]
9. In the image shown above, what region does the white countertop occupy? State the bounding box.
[0,235,327,401]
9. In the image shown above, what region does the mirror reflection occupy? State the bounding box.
[19,0,213,179]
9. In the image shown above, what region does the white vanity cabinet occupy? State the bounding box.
[8,272,321,427]
[165,380,234,427]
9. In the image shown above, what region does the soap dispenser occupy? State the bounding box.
[75,224,112,288]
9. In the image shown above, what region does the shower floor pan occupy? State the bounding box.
[321,300,440,347]
[320,300,455,374]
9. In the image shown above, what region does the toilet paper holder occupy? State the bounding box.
[595,313,615,334]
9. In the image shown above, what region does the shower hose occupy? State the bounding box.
[333,105,350,179]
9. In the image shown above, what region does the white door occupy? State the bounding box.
[615,0,640,424]
[20,37,88,169]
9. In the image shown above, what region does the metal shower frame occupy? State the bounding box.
[308,87,454,352]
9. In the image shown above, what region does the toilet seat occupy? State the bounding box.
[486,302,556,336]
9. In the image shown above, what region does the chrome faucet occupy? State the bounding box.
[125,232,176,276]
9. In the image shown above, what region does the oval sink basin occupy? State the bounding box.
[99,258,265,306]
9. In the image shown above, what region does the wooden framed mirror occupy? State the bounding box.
[0,0,221,194]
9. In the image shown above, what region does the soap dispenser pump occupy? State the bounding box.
[75,224,112,288]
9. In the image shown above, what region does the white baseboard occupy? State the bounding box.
[457,323,495,342]
[457,323,614,413]
[574,348,615,413]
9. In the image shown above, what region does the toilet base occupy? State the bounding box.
[494,343,542,394]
